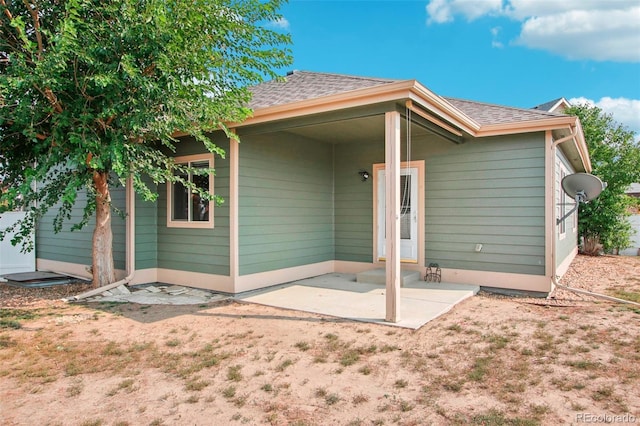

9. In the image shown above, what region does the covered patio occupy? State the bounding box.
[235,273,479,329]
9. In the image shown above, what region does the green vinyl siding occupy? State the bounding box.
[238,134,334,275]
[156,135,230,275]
[556,148,578,268]
[334,143,380,262]
[421,133,547,275]
[135,187,157,270]
[36,183,126,270]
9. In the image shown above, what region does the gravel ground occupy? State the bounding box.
[1,254,639,309]
[0,279,93,309]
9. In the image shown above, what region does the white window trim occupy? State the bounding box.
[166,153,215,229]
[557,159,569,240]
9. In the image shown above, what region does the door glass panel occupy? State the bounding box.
[400,175,411,239]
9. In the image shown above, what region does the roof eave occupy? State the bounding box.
[234,80,417,128]
[476,116,577,137]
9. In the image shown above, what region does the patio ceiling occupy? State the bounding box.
[240,110,460,146]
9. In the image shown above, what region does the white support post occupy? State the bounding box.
[385,111,401,323]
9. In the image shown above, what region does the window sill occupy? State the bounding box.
[166,220,214,229]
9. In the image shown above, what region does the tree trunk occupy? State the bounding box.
[92,170,116,288]
[581,235,602,256]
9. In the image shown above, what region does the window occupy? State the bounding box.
[167,154,214,228]
[556,159,570,239]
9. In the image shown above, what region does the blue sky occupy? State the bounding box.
[270,0,640,136]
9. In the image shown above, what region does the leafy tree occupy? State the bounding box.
[0,0,291,286]
[565,104,640,254]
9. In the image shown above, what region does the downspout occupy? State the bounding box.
[67,176,136,301]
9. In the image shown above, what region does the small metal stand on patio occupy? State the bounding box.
[424,263,441,283]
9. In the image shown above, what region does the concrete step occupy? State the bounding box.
[356,268,421,286]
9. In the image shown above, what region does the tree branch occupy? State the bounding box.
[142,63,156,76]
[0,0,15,23]
[32,85,64,114]
[23,0,43,58]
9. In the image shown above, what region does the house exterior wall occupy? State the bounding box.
[555,147,579,272]
[237,133,334,275]
[334,142,379,262]
[422,133,547,276]
[334,132,547,277]
[135,189,158,270]
[156,136,231,276]
[36,183,127,272]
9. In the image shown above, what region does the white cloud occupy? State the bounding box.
[516,8,640,62]
[490,27,503,48]
[569,96,640,135]
[425,0,640,62]
[427,0,503,24]
[269,17,290,30]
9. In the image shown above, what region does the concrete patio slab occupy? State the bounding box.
[236,273,479,329]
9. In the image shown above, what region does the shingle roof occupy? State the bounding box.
[445,97,566,126]
[249,71,569,126]
[249,70,399,109]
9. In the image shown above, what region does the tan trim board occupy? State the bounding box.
[235,261,335,293]
[556,246,578,279]
[333,261,376,274]
[406,100,463,137]
[229,136,240,281]
[166,153,215,229]
[237,82,416,128]
[129,268,157,286]
[545,130,555,286]
[476,117,578,137]
[35,258,123,281]
[372,160,425,268]
[407,87,479,134]
[444,268,552,293]
[156,268,234,293]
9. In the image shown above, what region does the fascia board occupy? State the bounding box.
[573,118,592,172]
[408,82,481,134]
[476,117,578,137]
[234,80,417,127]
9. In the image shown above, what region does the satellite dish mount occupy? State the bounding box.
[557,173,605,225]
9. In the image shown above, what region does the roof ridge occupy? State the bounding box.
[287,70,401,83]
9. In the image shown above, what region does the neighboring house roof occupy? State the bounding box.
[532,97,571,113]
[626,183,640,196]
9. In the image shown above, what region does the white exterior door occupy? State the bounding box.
[0,212,35,275]
[376,167,419,262]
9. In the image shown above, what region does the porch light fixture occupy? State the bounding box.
[358,169,369,182]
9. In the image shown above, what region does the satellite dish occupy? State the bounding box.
[557,173,605,225]
[561,173,605,203]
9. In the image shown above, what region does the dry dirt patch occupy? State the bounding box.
[1,255,639,425]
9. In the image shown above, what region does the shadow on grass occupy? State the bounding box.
[81,299,351,325]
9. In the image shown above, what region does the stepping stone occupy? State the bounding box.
[166,286,189,295]
[145,285,162,293]
[115,285,131,294]
[187,289,209,298]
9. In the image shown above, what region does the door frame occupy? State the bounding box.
[372,160,425,266]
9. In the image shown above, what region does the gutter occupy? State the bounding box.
[66,176,136,301]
